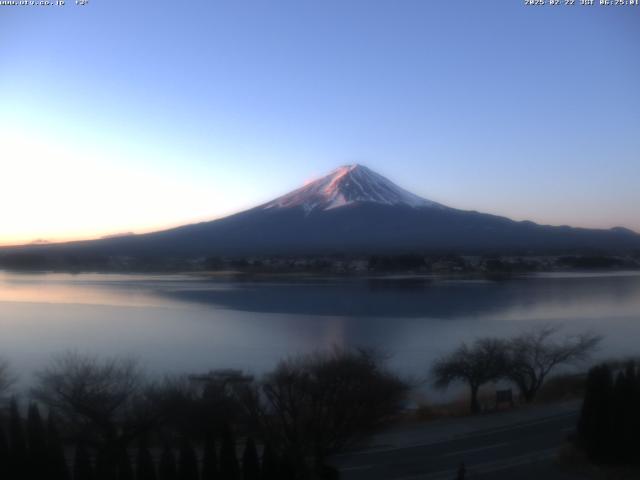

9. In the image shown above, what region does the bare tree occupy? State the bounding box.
[31,352,148,449]
[506,326,602,403]
[0,358,15,400]
[238,348,408,475]
[432,338,508,414]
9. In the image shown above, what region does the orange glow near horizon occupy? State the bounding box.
[0,127,245,247]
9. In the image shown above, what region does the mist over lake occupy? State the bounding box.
[1,270,639,393]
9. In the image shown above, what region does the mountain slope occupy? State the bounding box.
[2,165,640,261]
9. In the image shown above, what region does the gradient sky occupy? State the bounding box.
[1,1,639,246]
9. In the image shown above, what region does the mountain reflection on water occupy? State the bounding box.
[1,271,639,392]
[166,272,640,320]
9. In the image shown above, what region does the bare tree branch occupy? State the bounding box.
[31,352,146,446]
[0,358,16,400]
[238,347,408,474]
[506,326,602,403]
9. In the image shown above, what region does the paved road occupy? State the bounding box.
[332,410,584,479]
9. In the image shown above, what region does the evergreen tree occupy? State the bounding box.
[95,445,119,480]
[612,369,635,464]
[631,362,640,466]
[9,398,28,479]
[610,371,626,463]
[260,444,278,480]
[278,452,296,480]
[241,438,260,480]
[614,362,639,465]
[219,426,239,480]
[158,444,178,480]
[27,403,48,480]
[578,364,614,463]
[201,434,218,480]
[73,441,94,480]
[117,448,134,480]
[0,426,10,479]
[46,413,71,480]
[315,463,340,480]
[136,437,157,480]
[177,438,198,480]
[621,362,638,464]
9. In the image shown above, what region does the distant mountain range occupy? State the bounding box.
[2,165,640,264]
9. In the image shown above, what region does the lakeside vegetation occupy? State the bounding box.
[552,359,640,480]
[431,326,601,413]
[1,251,639,275]
[0,349,407,480]
[0,326,605,480]
[576,360,640,465]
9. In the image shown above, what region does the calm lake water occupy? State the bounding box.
[1,270,639,394]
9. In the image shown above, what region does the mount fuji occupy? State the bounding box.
[261,164,444,212]
[2,164,640,261]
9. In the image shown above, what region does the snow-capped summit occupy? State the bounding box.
[262,164,444,213]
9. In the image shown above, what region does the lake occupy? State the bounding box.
[1,270,639,396]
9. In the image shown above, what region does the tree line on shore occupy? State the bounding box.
[0,348,406,480]
[0,398,284,480]
[431,326,601,413]
[0,326,601,479]
[2,251,639,274]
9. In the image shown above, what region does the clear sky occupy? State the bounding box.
[1,0,639,246]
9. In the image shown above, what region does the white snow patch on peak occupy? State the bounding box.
[262,164,445,213]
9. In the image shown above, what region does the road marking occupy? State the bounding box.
[390,448,557,480]
[441,441,510,458]
[341,464,374,472]
[336,411,578,457]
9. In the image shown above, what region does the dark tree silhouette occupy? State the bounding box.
[158,444,178,480]
[201,434,218,480]
[33,353,147,451]
[577,364,614,463]
[9,398,28,479]
[620,362,640,464]
[239,348,407,474]
[178,438,199,480]
[144,371,247,443]
[219,425,240,480]
[136,436,157,480]
[46,413,70,480]
[0,426,9,479]
[506,326,601,403]
[74,441,94,480]
[260,443,278,480]
[315,463,340,480]
[278,453,296,480]
[96,446,117,480]
[241,437,260,480]
[0,358,14,398]
[117,448,134,480]
[432,338,508,414]
[577,361,640,465]
[610,371,629,463]
[27,403,48,479]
